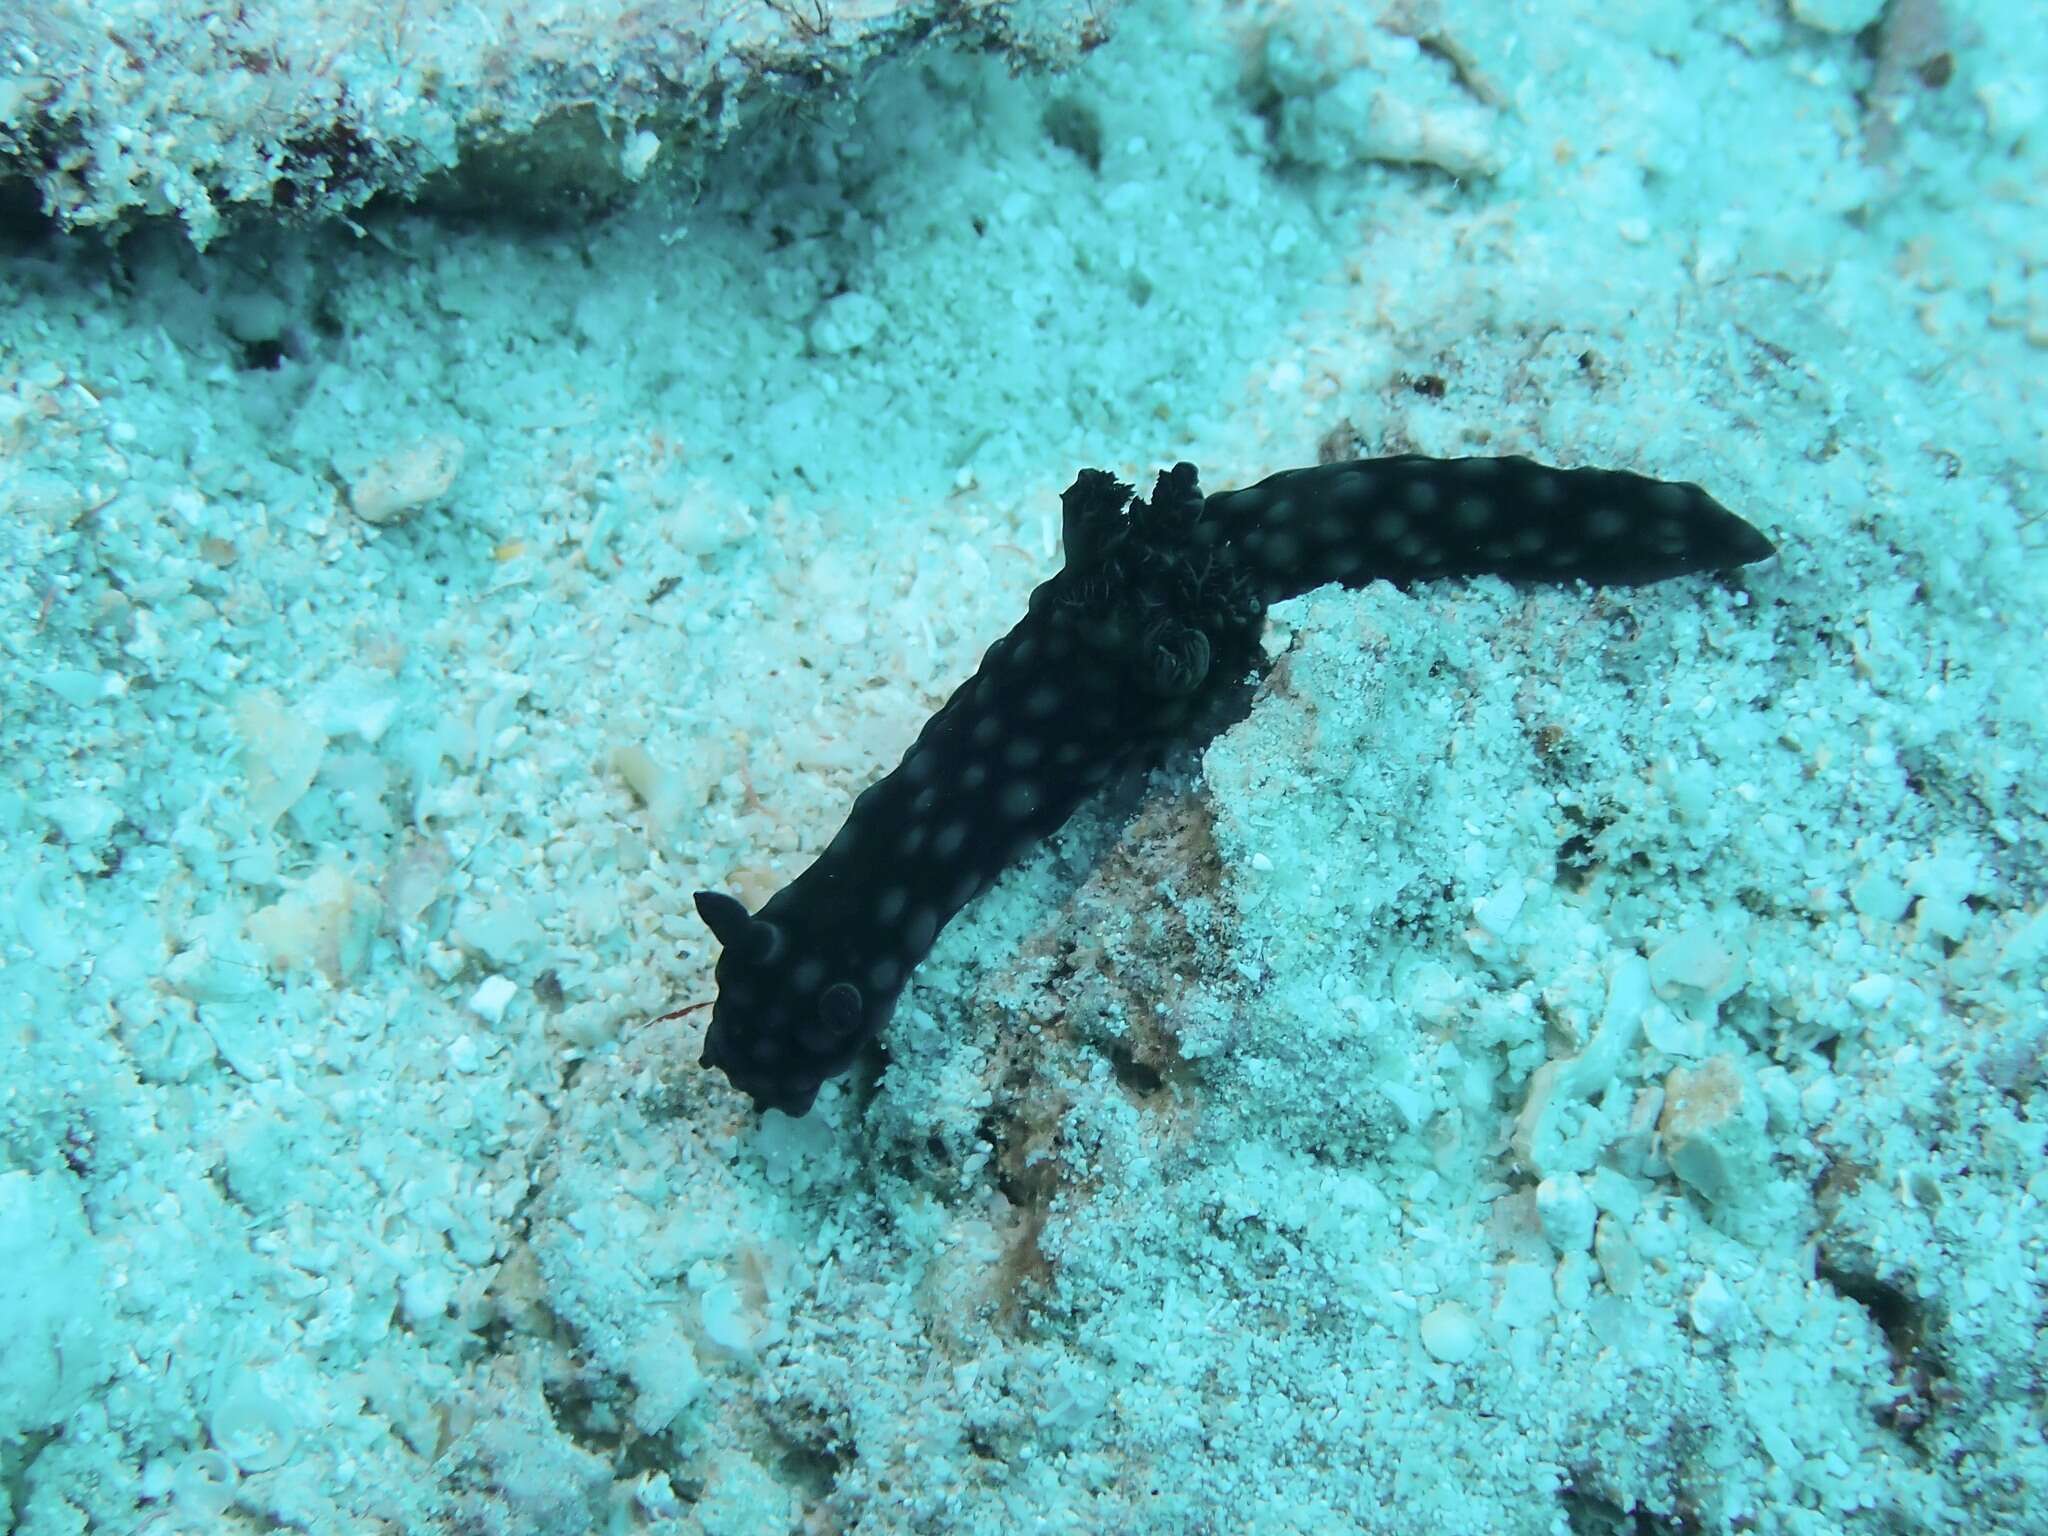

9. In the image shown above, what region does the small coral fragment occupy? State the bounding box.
[346,434,465,526]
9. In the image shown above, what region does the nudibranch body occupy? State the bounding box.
[690,454,1775,1117]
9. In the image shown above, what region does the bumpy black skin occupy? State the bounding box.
[692,455,1774,1116]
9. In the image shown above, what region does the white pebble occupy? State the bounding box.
[1688,1270,1742,1337]
[468,974,517,1024]
[699,1283,755,1356]
[1787,0,1884,33]
[1471,880,1526,937]
[399,1268,453,1326]
[348,435,464,526]
[1419,1301,1480,1363]
[808,291,886,355]
[619,129,662,181]
[1536,1172,1598,1253]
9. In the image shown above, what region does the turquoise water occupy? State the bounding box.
[2,0,2043,1531]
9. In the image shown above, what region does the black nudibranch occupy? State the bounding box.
[689,454,1775,1116]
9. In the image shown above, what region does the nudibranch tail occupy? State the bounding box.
[1202,454,1774,602]
[688,453,1773,1117]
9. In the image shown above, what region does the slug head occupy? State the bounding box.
[692,889,875,1116]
